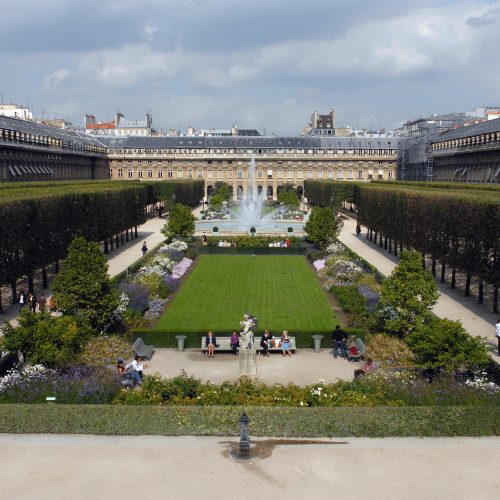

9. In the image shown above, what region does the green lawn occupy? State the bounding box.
[154,255,337,333]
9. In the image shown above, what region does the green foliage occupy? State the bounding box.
[379,250,439,337]
[0,311,94,367]
[365,334,415,367]
[304,206,342,249]
[51,236,118,330]
[146,180,204,210]
[277,185,300,208]
[304,180,359,206]
[209,193,225,210]
[212,182,233,202]
[0,405,498,436]
[135,273,168,299]
[76,336,134,366]
[162,203,195,240]
[406,318,490,371]
[330,285,371,328]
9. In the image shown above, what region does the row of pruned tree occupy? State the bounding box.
[304,180,500,313]
[0,180,204,312]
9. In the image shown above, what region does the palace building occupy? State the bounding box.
[102,136,398,199]
[431,118,500,183]
[0,115,108,181]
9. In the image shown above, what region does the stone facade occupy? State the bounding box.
[104,136,397,200]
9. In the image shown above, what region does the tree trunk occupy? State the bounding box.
[441,263,446,283]
[366,229,369,240]
[116,234,120,248]
[422,254,426,270]
[389,239,392,252]
[135,225,138,238]
[384,236,388,250]
[28,273,34,294]
[394,239,398,257]
[121,232,124,245]
[464,274,471,297]
[42,268,48,289]
[379,234,383,247]
[369,230,373,242]
[400,242,403,253]
[110,238,114,251]
[451,268,456,289]
[104,240,109,254]
[126,229,129,242]
[0,288,3,314]
[477,281,483,305]
[10,281,17,304]
[55,260,59,273]
[431,257,436,277]
[493,288,498,314]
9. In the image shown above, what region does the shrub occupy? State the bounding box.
[76,336,134,366]
[304,206,342,249]
[365,334,415,367]
[134,273,165,298]
[406,318,490,372]
[330,286,371,328]
[162,203,195,240]
[0,311,94,368]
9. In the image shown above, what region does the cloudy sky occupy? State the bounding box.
[1,0,499,134]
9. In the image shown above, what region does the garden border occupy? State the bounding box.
[0,405,498,436]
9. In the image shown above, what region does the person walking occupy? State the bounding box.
[496,319,500,357]
[141,241,148,255]
[30,292,37,313]
[331,325,348,360]
[38,294,47,313]
[18,290,27,311]
[356,224,361,236]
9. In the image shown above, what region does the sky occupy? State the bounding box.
[1,0,499,135]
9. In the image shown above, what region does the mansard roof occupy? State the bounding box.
[99,135,397,150]
[436,118,500,142]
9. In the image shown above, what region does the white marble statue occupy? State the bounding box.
[239,313,256,350]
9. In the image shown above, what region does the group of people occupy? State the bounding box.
[205,329,293,358]
[17,290,52,313]
[117,355,147,387]
[216,240,236,247]
[268,239,292,248]
[331,325,361,361]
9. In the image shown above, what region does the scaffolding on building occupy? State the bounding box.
[397,122,438,181]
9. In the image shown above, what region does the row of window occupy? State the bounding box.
[113,148,397,155]
[115,159,393,167]
[111,168,394,180]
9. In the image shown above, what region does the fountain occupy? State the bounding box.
[195,156,308,235]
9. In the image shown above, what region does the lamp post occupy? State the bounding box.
[239,412,250,458]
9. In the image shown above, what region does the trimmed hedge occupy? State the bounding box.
[129,328,366,348]
[0,404,498,436]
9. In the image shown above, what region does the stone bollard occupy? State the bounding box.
[312,335,323,353]
[175,335,187,352]
[239,412,251,459]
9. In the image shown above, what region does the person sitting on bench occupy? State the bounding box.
[230,330,239,356]
[206,331,218,358]
[260,330,273,357]
[354,358,374,378]
[125,355,146,385]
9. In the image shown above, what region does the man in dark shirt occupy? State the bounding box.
[331,325,348,360]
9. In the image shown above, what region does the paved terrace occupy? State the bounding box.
[1,435,498,500]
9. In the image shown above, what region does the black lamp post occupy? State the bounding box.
[239,412,250,458]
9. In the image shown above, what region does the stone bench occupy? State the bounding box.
[201,336,296,353]
[133,337,155,360]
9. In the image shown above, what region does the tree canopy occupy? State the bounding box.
[163,203,196,240]
[51,236,118,330]
[304,206,342,249]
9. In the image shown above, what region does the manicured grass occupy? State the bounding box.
[154,255,337,333]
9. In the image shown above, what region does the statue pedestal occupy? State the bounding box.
[239,348,257,378]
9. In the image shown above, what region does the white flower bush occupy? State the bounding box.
[0,365,55,393]
[326,242,346,255]
[139,256,175,276]
[464,373,500,394]
[159,239,188,254]
[326,257,363,286]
